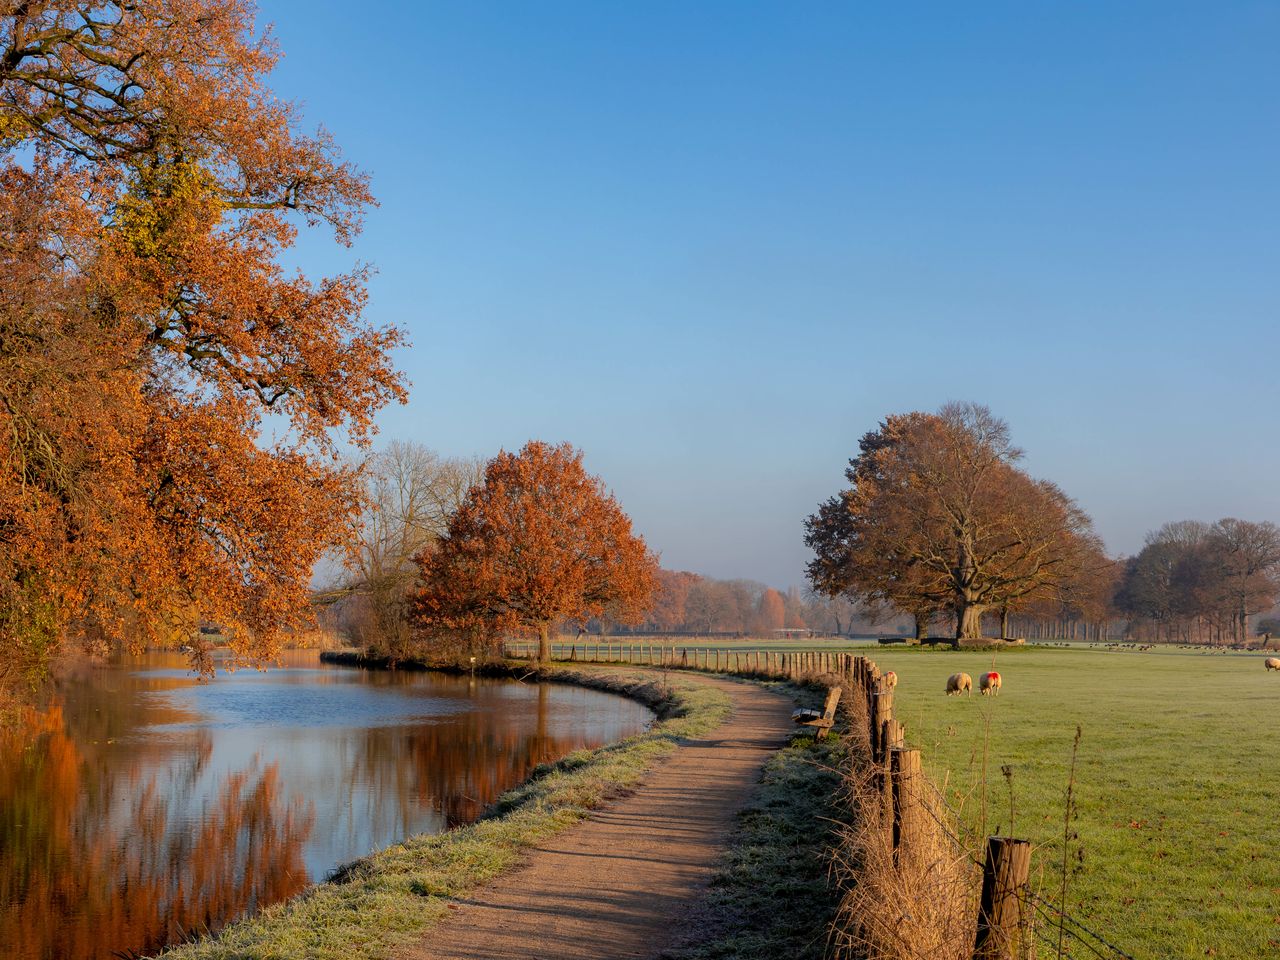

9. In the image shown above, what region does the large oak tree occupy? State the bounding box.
[410,442,657,663]
[807,403,1104,641]
[0,1,405,682]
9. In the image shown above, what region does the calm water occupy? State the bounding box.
[0,651,654,960]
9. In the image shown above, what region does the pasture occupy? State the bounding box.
[867,645,1280,960]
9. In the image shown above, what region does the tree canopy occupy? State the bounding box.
[1115,518,1280,643]
[410,441,657,663]
[806,403,1105,641]
[0,1,405,683]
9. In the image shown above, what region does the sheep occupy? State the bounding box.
[945,672,972,697]
[980,671,1002,696]
[1265,657,1280,672]
[883,670,898,691]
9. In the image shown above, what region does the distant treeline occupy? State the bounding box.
[858,518,1280,644]
[592,571,882,638]
[1112,519,1280,643]
[1002,517,1280,644]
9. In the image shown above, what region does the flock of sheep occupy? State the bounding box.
[884,659,1280,697]
[942,671,1002,696]
[880,669,1004,697]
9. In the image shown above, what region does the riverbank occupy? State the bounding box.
[151,662,778,960]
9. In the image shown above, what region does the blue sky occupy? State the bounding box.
[261,1,1280,588]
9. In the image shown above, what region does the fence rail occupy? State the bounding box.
[502,640,853,678]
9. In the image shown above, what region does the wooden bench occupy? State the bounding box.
[791,686,842,739]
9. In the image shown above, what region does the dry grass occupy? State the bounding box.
[829,680,982,960]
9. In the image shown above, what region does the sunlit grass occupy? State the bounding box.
[865,645,1280,960]
[659,735,847,960]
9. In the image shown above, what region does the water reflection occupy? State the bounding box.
[0,653,652,960]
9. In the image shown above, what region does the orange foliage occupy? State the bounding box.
[808,404,1104,640]
[0,707,313,959]
[756,588,786,632]
[0,2,405,678]
[411,442,658,662]
[646,569,702,631]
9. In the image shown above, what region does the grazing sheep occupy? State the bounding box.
[1265,657,1280,672]
[883,670,898,690]
[980,671,1002,696]
[945,672,972,697]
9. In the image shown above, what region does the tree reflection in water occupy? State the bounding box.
[0,706,314,960]
[0,656,651,960]
[354,682,568,828]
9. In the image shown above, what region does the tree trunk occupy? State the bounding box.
[913,612,929,641]
[956,603,984,642]
[999,606,1010,639]
[537,621,551,664]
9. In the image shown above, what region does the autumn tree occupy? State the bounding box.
[410,442,657,663]
[800,588,863,637]
[1115,522,1209,640]
[755,588,786,633]
[1208,518,1280,642]
[646,569,702,632]
[682,579,733,634]
[0,1,405,683]
[783,586,808,629]
[806,412,950,641]
[338,443,483,658]
[1115,518,1280,643]
[807,403,1104,642]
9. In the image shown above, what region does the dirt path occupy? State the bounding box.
[398,674,794,960]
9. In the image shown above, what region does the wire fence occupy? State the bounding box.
[1027,893,1139,960]
[890,717,1142,960]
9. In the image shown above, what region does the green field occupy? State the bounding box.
[863,645,1280,960]
[515,636,1277,957]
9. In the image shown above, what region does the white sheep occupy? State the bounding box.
[980,671,1002,696]
[945,672,972,697]
[883,670,898,691]
[1265,657,1280,672]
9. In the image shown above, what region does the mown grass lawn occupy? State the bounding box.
[863,645,1280,960]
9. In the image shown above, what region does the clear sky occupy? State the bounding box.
[260,1,1280,588]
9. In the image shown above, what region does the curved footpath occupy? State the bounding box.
[399,673,794,960]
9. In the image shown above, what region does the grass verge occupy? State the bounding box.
[152,664,731,960]
[658,733,848,960]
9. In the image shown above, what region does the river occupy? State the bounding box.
[0,650,654,960]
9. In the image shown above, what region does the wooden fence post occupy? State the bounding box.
[882,718,904,754]
[871,691,894,763]
[889,747,922,864]
[973,837,1033,960]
